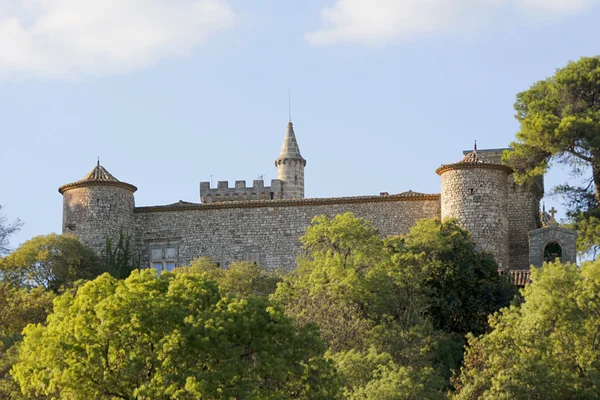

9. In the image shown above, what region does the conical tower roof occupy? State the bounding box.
[436,142,512,176]
[276,122,306,163]
[460,143,485,164]
[59,161,137,194]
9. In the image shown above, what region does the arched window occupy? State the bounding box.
[544,242,562,263]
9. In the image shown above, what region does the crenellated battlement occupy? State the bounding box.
[200,179,284,203]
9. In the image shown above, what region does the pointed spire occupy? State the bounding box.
[277,121,305,161]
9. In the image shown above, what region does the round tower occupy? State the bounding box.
[58,162,137,253]
[436,146,512,269]
[275,121,306,199]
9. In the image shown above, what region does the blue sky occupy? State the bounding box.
[2,0,600,249]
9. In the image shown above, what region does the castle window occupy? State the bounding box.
[149,244,178,275]
[248,249,259,265]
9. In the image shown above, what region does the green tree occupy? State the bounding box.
[0,284,54,399]
[453,260,600,400]
[391,218,518,337]
[503,56,600,201]
[0,234,102,292]
[174,257,281,298]
[272,213,466,395]
[330,348,446,400]
[12,270,340,399]
[503,56,600,254]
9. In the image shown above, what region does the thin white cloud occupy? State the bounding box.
[518,0,596,14]
[306,0,599,46]
[0,0,236,79]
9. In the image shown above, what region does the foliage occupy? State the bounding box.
[503,56,600,253]
[390,218,518,337]
[12,270,340,399]
[453,260,600,399]
[503,56,600,194]
[0,234,102,292]
[0,284,54,399]
[0,205,22,256]
[100,228,140,280]
[173,257,282,298]
[274,213,514,395]
[330,348,446,400]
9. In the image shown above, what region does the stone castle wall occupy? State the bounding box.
[133,196,441,271]
[507,179,542,269]
[439,166,510,269]
[62,186,136,252]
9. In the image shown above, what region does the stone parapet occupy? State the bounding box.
[200,179,284,203]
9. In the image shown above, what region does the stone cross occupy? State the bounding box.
[549,206,557,219]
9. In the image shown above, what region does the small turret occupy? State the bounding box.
[437,144,512,269]
[59,162,137,252]
[275,121,306,199]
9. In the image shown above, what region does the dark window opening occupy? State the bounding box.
[295,175,298,183]
[544,242,562,263]
[270,192,274,199]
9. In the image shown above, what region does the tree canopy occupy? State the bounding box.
[503,56,600,254]
[504,56,600,199]
[0,284,55,399]
[0,234,102,292]
[390,218,517,337]
[273,213,516,397]
[12,270,339,399]
[174,257,281,298]
[453,260,600,400]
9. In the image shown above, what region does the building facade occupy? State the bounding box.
[58,122,576,274]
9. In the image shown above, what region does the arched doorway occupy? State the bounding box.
[543,242,562,263]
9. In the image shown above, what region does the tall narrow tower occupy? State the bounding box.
[275,121,306,199]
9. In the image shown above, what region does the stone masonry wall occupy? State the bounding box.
[461,149,542,270]
[133,197,440,271]
[507,179,541,269]
[529,226,577,267]
[62,186,136,252]
[440,167,510,269]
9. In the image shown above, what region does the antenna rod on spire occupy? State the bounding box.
[474,140,477,151]
[97,157,100,166]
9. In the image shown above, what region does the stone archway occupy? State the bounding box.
[543,241,562,263]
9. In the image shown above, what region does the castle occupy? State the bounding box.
[59,121,577,274]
